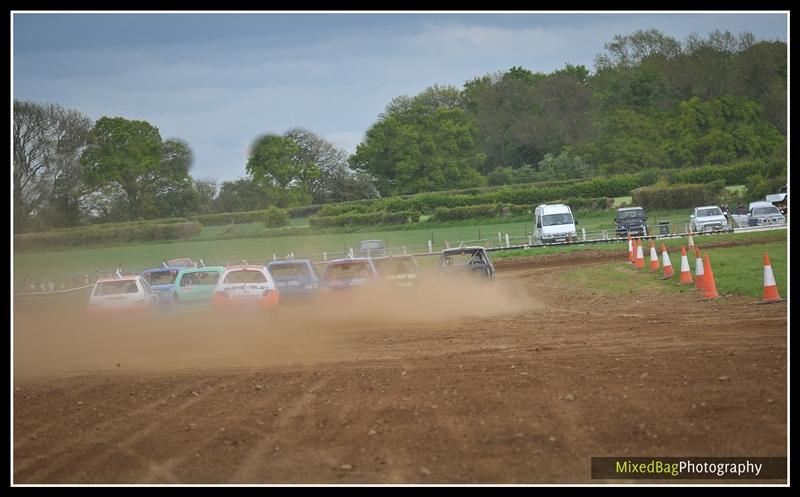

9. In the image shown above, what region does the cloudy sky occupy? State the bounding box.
[12,12,788,182]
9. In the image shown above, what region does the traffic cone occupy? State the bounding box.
[649,239,660,272]
[634,239,645,269]
[677,246,693,285]
[627,234,634,264]
[660,243,674,280]
[759,253,784,304]
[702,254,720,299]
[687,227,695,249]
[694,246,705,291]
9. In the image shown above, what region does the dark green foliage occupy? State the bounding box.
[308,211,418,228]
[287,204,325,218]
[15,221,201,252]
[191,207,289,227]
[631,183,726,209]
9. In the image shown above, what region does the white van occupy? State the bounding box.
[534,204,577,244]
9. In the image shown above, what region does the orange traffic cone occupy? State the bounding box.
[687,227,695,249]
[702,254,720,299]
[660,243,674,280]
[677,246,693,285]
[694,246,705,291]
[627,234,634,264]
[649,239,660,272]
[759,252,784,304]
[634,239,645,269]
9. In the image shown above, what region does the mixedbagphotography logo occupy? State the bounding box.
[591,457,787,480]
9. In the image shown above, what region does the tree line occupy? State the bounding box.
[13,29,786,233]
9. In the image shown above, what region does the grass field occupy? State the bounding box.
[560,236,787,299]
[13,219,535,279]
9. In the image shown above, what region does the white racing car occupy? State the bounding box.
[212,263,280,310]
[87,275,159,314]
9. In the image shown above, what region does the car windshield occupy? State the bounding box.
[441,251,485,266]
[617,210,643,220]
[144,270,177,286]
[753,207,780,216]
[324,262,373,280]
[180,271,220,287]
[95,280,139,296]
[697,208,723,217]
[269,264,312,279]
[374,258,417,276]
[542,213,573,226]
[223,270,267,284]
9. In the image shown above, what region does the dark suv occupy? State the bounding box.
[615,207,647,237]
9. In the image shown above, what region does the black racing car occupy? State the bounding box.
[438,247,495,280]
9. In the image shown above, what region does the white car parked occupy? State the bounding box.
[533,204,578,244]
[87,275,158,313]
[212,264,280,310]
[690,205,731,233]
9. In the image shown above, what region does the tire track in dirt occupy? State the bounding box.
[227,374,335,482]
[15,375,233,483]
[13,256,787,483]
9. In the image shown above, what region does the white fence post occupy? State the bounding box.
[428,240,433,253]
[505,233,510,247]
[323,252,327,262]
[349,247,354,258]
[602,229,608,240]
[272,253,276,261]
[403,246,407,255]
[582,228,586,241]
[498,232,502,244]
[528,234,533,246]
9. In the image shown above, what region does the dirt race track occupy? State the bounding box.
[13,255,787,484]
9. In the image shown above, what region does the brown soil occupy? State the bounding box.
[13,258,787,484]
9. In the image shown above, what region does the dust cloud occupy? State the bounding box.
[14,272,533,378]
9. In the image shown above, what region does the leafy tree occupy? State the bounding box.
[245,133,315,207]
[669,96,785,166]
[350,102,486,195]
[537,151,594,181]
[13,100,92,231]
[284,128,378,203]
[594,29,681,70]
[383,84,465,118]
[486,165,544,186]
[80,117,193,220]
[463,71,540,171]
[569,106,672,174]
[214,178,274,213]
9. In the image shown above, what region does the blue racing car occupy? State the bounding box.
[140,266,181,304]
[266,259,319,303]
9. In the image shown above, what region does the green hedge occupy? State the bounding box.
[631,183,726,210]
[309,210,418,228]
[317,202,375,217]
[430,198,611,222]
[191,207,289,227]
[563,197,615,211]
[22,217,191,235]
[15,222,202,252]
[308,161,781,218]
[432,204,506,221]
[287,204,324,218]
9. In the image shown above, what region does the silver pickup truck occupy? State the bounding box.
[690,206,732,233]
